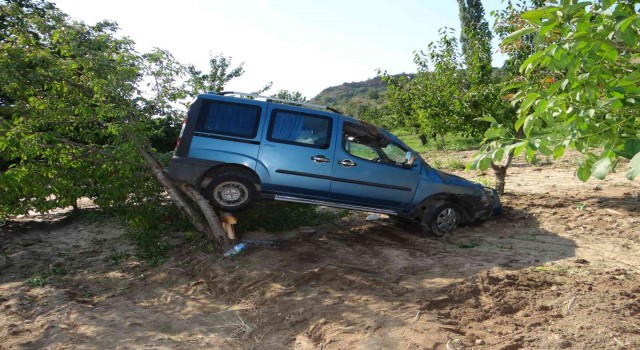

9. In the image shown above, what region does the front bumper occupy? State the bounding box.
[478,187,501,220]
[489,188,502,215]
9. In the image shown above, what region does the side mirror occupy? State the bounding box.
[403,151,417,169]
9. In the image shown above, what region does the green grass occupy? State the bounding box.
[392,128,482,153]
[474,176,494,187]
[24,265,71,287]
[236,201,347,233]
[105,252,130,265]
[25,274,49,287]
[457,241,480,249]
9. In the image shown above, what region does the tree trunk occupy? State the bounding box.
[493,165,507,195]
[137,148,227,249]
[418,134,428,146]
[490,127,523,196]
[179,183,230,249]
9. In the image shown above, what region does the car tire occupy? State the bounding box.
[421,201,461,237]
[205,172,257,212]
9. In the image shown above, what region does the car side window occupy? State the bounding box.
[267,109,332,149]
[343,122,408,166]
[196,100,261,139]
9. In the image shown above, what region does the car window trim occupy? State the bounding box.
[266,108,333,150]
[195,99,262,139]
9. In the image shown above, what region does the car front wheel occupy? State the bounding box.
[421,201,461,237]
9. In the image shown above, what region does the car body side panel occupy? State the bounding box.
[412,165,485,207]
[188,136,260,170]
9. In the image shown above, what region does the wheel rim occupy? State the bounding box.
[435,207,458,232]
[213,181,248,207]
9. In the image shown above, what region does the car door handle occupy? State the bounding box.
[311,155,330,163]
[338,159,357,168]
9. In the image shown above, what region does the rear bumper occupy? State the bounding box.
[165,156,222,186]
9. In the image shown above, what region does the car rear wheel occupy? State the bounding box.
[206,173,257,212]
[421,201,461,237]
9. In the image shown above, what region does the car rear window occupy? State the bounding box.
[267,109,332,149]
[196,100,261,139]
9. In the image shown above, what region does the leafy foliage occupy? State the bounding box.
[493,0,547,75]
[272,90,307,102]
[458,0,494,85]
[474,0,640,181]
[186,53,244,95]
[0,1,155,217]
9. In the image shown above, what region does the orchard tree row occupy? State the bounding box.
[0,0,302,249]
[377,0,639,193]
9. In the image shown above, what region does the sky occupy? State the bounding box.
[52,0,508,99]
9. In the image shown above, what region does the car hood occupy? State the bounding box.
[431,168,480,188]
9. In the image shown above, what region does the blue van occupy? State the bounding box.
[166,92,501,236]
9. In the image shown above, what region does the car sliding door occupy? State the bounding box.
[257,105,337,199]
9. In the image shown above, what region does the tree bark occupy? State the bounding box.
[490,127,523,196]
[137,147,226,248]
[492,164,507,195]
[418,134,428,146]
[179,183,230,249]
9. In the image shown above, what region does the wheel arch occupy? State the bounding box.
[412,193,472,222]
[200,163,261,192]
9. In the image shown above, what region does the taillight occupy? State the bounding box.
[174,117,188,155]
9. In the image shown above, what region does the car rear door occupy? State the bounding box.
[256,104,337,199]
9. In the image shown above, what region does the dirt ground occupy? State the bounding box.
[1,155,639,350]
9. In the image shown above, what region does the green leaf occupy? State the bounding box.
[521,7,558,21]
[503,27,537,45]
[619,27,638,47]
[484,127,504,140]
[623,139,640,159]
[514,113,528,132]
[601,0,614,10]
[566,2,590,14]
[520,51,546,74]
[626,152,640,180]
[540,19,559,36]
[520,93,540,114]
[523,114,536,137]
[479,156,492,171]
[525,145,536,163]
[476,115,497,124]
[538,143,553,156]
[576,164,591,181]
[591,157,612,180]
[615,14,638,32]
[511,142,527,158]
[553,144,566,159]
[492,148,505,162]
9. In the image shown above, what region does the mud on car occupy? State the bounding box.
[166,92,501,237]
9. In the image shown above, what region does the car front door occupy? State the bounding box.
[257,105,337,199]
[329,121,421,210]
